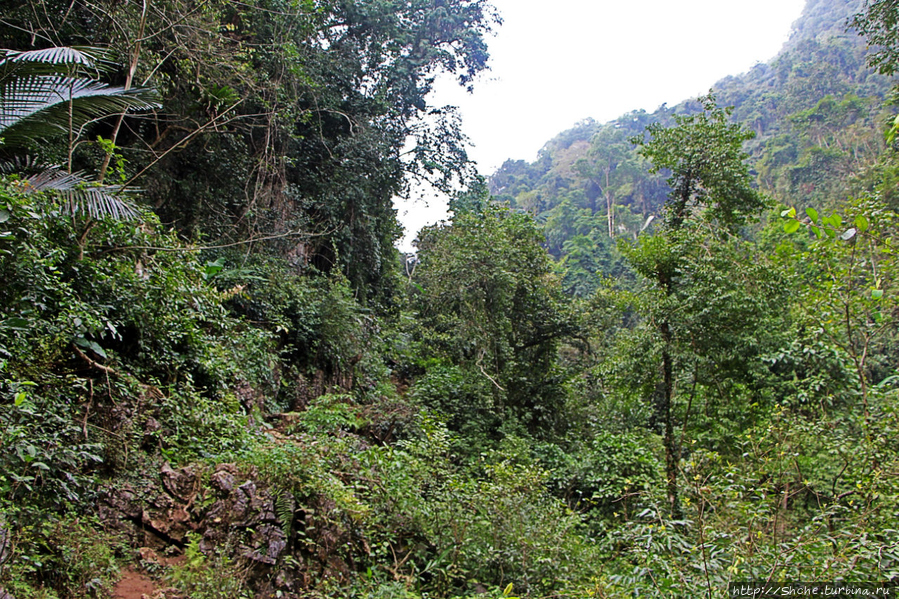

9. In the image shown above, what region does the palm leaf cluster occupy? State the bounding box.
[0,46,159,219]
[25,168,140,220]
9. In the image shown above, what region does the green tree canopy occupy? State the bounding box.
[414,206,575,436]
[634,93,766,232]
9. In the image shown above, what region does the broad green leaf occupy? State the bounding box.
[840,228,857,241]
[855,215,869,233]
[88,340,107,359]
[825,227,837,238]
[784,219,801,234]
[2,317,29,330]
[0,74,159,148]
[203,257,226,280]
[872,289,884,300]
[806,207,819,223]
[74,336,107,358]
[811,225,822,239]
[14,391,26,406]
[891,115,899,144]
[0,209,9,223]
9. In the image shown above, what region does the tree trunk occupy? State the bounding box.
[607,191,614,238]
[660,319,681,519]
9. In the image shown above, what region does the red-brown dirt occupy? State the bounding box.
[112,568,156,599]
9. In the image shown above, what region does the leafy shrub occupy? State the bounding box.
[287,393,363,435]
[0,178,275,389]
[359,423,602,598]
[0,512,122,599]
[165,534,251,599]
[599,404,899,597]
[154,384,257,463]
[408,361,498,455]
[536,431,663,521]
[0,376,103,508]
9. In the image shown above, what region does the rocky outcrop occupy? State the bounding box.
[98,461,352,597]
[101,463,289,563]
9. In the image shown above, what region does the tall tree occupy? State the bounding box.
[414,206,575,436]
[0,0,500,303]
[635,94,766,232]
[629,93,767,517]
[574,126,640,237]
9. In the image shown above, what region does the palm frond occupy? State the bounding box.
[0,46,155,221]
[0,47,117,82]
[0,154,43,174]
[0,75,160,146]
[24,167,141,220]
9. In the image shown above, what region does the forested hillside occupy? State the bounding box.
[1,0,898,598]
[489,0,895,295]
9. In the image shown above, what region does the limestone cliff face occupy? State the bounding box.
[786,0,867,46]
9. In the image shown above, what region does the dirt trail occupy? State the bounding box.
[112,568,157,599]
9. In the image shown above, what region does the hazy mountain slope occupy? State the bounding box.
[487,0,892,296]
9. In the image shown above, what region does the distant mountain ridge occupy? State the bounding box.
[785,0,865,46]
[487,0,892,296]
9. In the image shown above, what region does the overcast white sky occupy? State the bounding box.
[396,0,808,250]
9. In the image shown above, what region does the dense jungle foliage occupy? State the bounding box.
[1,0,898,597]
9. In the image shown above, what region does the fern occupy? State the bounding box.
[275,492,296,543]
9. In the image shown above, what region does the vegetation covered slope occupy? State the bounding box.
[0,0,498,303]
[1,0,898,597]
[489,0,895,296]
